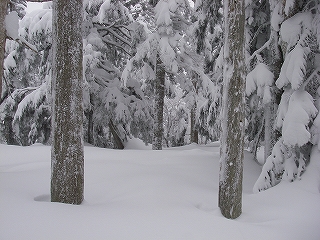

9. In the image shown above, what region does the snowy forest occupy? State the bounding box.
[1,0,320,239]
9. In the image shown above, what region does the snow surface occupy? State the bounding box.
[1,140,320,240]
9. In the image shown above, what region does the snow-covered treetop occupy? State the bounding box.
[246,63,274,104]
[19,7,52,41]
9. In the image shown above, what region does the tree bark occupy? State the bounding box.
[51,0,84,205]
[190,104,198,144]
[219,0,245,219]
[85,109,94,145]
[190,75,198,144]
[0,0,8,100]
[152,55,165,150]
[109,119,124,149]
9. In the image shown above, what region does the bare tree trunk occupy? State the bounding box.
[190,75,198,144]
[51,0,84,205]
[88,109,94,144]
[219,0,245,219]
[109,119,124,149]
[0,0,8,100]
[190,104,198,144]
[152,55,165,150]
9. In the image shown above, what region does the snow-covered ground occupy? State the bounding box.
[1,140,320,240]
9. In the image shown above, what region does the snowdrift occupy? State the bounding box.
[0,142,319,240]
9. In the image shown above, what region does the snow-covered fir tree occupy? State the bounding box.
[0,0,148,148]
[0,1,51,145]
[192,0,223,143]
[122,0,193,149]
[82,0,152,148]
[253,0,320,192]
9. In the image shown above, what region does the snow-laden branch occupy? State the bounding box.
[5,10,38,53]
[246,37,272,65]
[7,36,38,53]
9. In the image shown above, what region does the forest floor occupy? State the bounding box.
[1,139,320,240]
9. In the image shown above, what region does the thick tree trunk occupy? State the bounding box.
[152,55,165,150]
[0,0,8,100]
[219,0,245,219]
[51,0,84,205]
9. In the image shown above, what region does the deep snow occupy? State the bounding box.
[0,140,320,240]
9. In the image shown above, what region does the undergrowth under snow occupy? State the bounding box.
[0,139,320,240]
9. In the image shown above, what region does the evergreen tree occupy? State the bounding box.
[0,0,8,100]
[253,0,320,192]
[123,0,193,149]
[219,0,246,219]
[82,0,147,149]
[51,0,84,204]
[192,0,223,144]
[0,5,52,145]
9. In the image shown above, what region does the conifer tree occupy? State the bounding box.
[0,0,8,100]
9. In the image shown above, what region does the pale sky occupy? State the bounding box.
[26,2,43,13]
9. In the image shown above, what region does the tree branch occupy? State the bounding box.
[101,37,131,56]
[107,28,131,46]
[246,37,272,65]
[302,67,320,89]
[248,22,270,46]
[7,36,38,53]
[95,23,132,46]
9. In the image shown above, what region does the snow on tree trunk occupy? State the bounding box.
[0,0,8,100]
[51,0,84,205]
[152,55,165,150]
[219,0,245,219]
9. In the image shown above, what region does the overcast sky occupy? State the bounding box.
[26,2,43,13]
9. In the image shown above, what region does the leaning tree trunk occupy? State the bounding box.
[152,55,165,150]
[219,0,246,219]
[0,0,8,100]
[51,0,84,205]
